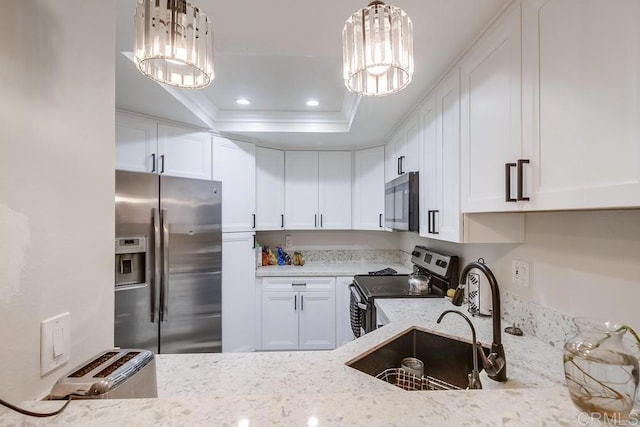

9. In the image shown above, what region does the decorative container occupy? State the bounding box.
[563,317,639,421]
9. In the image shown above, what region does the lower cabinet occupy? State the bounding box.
[260,277,336,350]
[222,232,256,353]
[335,276,355,347]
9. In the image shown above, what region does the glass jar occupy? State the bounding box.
[564,317,639,421]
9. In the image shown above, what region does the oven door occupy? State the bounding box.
[349,284,368,338]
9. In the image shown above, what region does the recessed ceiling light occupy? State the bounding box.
[306,100,319,107]
[236,98,251,105]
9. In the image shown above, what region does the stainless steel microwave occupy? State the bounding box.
[385,172,419,232]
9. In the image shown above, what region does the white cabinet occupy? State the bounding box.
[285,151,351,230]
[115,112,213,180]
[255,147,285,230]
[335,276,355,347]
[460,3,522,213]
[221,232,256,353]
[318,152,352,229]
[212,136,256,232]
[521,0,640,210]
[385,113,420,182]
[353,146,385,230]
[260,277,336,350]
[420,69,462,242]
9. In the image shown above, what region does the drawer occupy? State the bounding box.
[262,276,336,292]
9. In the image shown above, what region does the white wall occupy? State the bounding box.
[0,0,116,401]
[400,210,640,331]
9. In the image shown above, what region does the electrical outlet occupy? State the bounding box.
[285,234,292,248]
[512,260,530,287]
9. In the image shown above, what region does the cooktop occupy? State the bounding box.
[353,274,444,300]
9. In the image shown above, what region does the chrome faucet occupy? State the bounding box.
[436,310,482,389]
[460,261,507,382]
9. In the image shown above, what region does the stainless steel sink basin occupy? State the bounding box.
[346,326,490,390]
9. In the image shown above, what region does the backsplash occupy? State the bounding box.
[501,292,575,349]
[300,250,404,264]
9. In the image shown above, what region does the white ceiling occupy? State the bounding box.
[115,0,510,149]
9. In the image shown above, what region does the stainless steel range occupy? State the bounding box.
[349,246,459,337]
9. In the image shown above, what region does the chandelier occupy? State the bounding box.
[134,0,214,89]
[342,1,414,96]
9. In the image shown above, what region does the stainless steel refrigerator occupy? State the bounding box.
[114,170,222,353]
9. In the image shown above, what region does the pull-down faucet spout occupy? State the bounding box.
[459,261,507,382]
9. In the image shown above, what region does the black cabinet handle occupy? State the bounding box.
[314,214,317,228]
[151,153,156,172]
[400,156,406,174]
[252,213,256,229]
[379,213,383,228]
[397,157,401,176]
[320,214,323,228]
[505,163,517,202]
[294,295,296,311]
[517,159,530,201]
[301,295,304,311]
[281,214,284,228]
[427,210,433,234]
[160,154,165,174]
[433,210,440,235]
[292,283,306,287]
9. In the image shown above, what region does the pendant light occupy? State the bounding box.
[342,1,413,96]
[134,0,214,89]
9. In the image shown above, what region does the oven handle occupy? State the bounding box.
[349,284,368,310]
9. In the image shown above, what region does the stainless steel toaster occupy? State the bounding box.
[49,349,157,399]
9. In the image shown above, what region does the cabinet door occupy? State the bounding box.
[212,137,256,232]
[115,112,157,173]
[298,291,336,350]
[385,134,404,182]
[522,0,640,210]
[403,113,420,174]
[460,3,522,212]
[255,147,285,230]
[419,94,437,238]
[221,232,256,353]
[157,124,213,180]
[318,151,352,230]
[335,277,355,347]
[353,147,385,230]
[285,151,319,229]
[261,291,298,350]
[434,68,462,242]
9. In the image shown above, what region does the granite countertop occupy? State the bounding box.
[1,298,623,426]
[256,262,412,277]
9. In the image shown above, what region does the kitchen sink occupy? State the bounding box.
[346,327,490,390]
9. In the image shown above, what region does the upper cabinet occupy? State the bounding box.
[285,151,352,230]
[255,146,285,231]
[353,146,385,231]
[385,113,420,182]
[212,136,256,232]
[115,112,212,180]
[460,3,522,213]
[520,0,640,210]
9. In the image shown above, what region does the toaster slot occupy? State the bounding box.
[94,352,140,378]
[69,351,119,378]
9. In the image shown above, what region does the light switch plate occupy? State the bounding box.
[41,312,71,376]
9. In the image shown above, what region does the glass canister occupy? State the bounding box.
[563,318,640,421]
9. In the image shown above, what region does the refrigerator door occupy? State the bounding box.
[159,175,222,353]
[115,170,161,353]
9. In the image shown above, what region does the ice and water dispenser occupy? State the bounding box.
[114,236,147,287]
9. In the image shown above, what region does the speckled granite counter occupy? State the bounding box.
[256,262,412,277]
[3,298,634,426]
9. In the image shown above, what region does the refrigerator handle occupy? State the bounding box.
[160,208,169,322]
[151,208,161,323]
